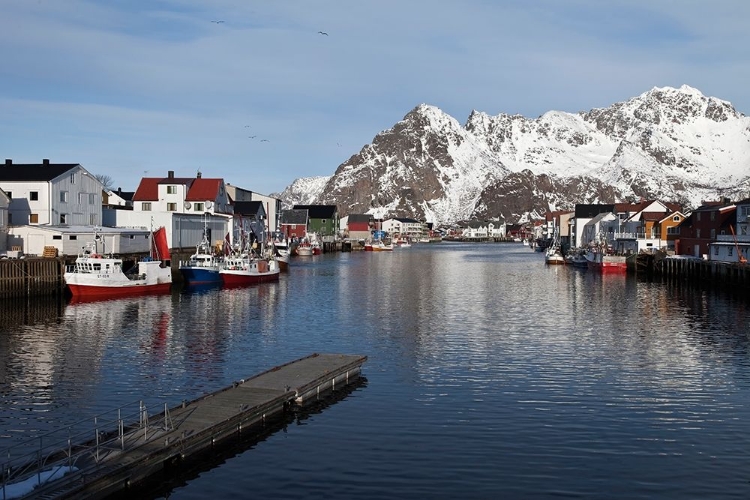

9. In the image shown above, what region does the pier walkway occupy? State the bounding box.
[2,353,367,500]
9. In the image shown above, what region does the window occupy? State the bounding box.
[6,192,11,199]
[30,191,38,201]
[53,235,62,240]
[714,246,719,255]
[89,193,96,204]
[69,235,77,240]
[60,191,68,203]
[79,193,86,204]
[696,229,701,238]
[167,185,176,194]
[194,202,204,212]
[70,173,76,184]
[742,225,748,236]
[90,214,96,225]
[728,247,733,256]
[672,215,680,222]
[710,229,716,239]
[167,203,177,211]
[30,214,38,223]
[60,213,67,224]
[142,202,151,211]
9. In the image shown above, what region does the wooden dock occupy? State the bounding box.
[3,353,367,500]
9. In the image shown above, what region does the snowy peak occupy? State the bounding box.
[278,85,750,225]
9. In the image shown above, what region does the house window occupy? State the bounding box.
[53,235,62,240]
[714,246,719,255]
[742,225,748,236]
[167,203,177,211]
[30,214,38,223]
[728,247,733,256]
[79,193,86,204]
[70,173,76,184]
[672,215,680,222]
[90,214,96,225]
[142,202,151,211]
[710,229,716,239]
[167,186,176,194]
[696,229,701,238]
[30,191,39,201]
[5,192,11,199]
[60,213,67,224]
[69,235,77,240]
[60,191,68,203]
[89,193,96,204]
[194,202,204,212]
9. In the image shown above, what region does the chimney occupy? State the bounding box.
[168,170,174,179]
[4,159,11,165]
[197,171,202,179]
[117,187,122,196]
[42,158,50,165]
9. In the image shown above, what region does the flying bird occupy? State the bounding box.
[211,20,225,24]
[260,139,269,142]
[317,31,328,36]
[248,135,257,139]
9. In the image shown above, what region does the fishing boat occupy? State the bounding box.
[565,248,589,268]
[64,227,172,299]
[219,253,280,287]
[544,244,565,265]
[179,226,223,285]
[296,234,321,256]
[371,240,394,251]
[586,249,627,273]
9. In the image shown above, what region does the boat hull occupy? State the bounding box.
[66,282,171,299]
[220,269,280,287]
[179,266,222,285]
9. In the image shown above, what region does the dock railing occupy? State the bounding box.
[1,399,173,499]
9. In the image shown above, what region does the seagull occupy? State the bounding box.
[244,125,251,128]
[318,31,328,36]
[211,20,225,24]
[248,135,257,139]
[260,139,269,142]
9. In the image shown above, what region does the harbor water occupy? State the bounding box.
[1,243,750,499]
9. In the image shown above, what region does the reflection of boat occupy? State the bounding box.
[179,226,223,285]
[64,227,172,299]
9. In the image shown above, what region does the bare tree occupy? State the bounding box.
[95,174,114,190]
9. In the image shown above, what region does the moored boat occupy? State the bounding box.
[586,249,627,273]
[219,254,280,286]
[545,245,565,265]
[64,227,172,299]
[179,228,223,285]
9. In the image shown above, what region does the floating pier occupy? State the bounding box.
[2,353,367,500]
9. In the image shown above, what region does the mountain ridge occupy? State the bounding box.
[276,85,750,225]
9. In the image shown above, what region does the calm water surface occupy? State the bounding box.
[2,243,750,499]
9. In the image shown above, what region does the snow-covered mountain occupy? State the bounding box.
[271,176,330,207]
[279,85,750,225]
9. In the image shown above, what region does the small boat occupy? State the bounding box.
[179,227,223,285]
[371,240,394,251]
[586,249,627,273]
[565,249,589,268]
[64,227,172,299]
[219,254,280,287]
[296,234,322,256]
[273,244,290,271]
[545,245,565,265]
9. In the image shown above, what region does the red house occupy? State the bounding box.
[676,199,735,258]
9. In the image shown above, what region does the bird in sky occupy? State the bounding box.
[318,31,328,36]
[244,125,251,128]
[248,135,257,139]
[211,20,225,24]
[260,139,269,142]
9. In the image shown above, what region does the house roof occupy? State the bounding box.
[233,201,265,216]
[281,209,308,225]
[186,178,223,201]
[575,204,615,218]
[293,204,337,219]
[348,214,372,223]
[0,163,81,182]
[393,217,420,223]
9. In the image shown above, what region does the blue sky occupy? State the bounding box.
[1,0,748,195]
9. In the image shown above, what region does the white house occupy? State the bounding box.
[0,159,104,226]
[0,187,9,253]
[113,171,233,250]
[226,184,282,233]
[7,225,151,257]
[709,198,750,263]
[581,212,618,246]
[382,217,423,238]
